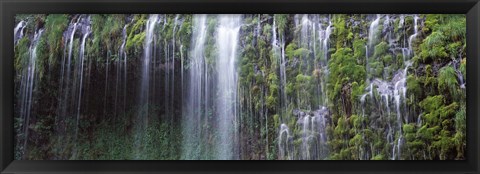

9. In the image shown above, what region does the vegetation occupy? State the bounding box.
[14,14,466,160]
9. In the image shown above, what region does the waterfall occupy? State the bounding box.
[215,14,242,160]
[368,14,381,49]
[364,73,409,160]
[115,25,128,119]
[14,21,27,45]
[272,16,288,121]
[71,20,91,158]
[453,56,466,89]
[276,15,330,160]
[360,14,423,160]
[135,14,159,159]
[67,16,91,158]
[166,15,180,126]
[15,14,462,161]
[18,28,44,158]
[323,19,332,63]
[297,14,313,77]
[408,15,419,56]
[74,23,91,142]
[54,16,91,159]
[182,14,208,160]
[366,14,381,82]
[278,124,291,160]
[58,16,80,123]
[300,107,329,160]
[321,18,332,105]
[114,25,128,120]
[273,16,290,159]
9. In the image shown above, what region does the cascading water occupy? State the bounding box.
[58,17,80,123]
[18,28,44,158]
[278,123,291,160]
[215,14,242,160]
[277,15,331,160]
[300,107,329,160]
[134,14,159,159]
[323,19,332,64]
[114,25,128,119]
[272,15,288,120]
[14,21,27,45]
[14,14,465,160]
[320,17,332,105]
[453,56,466,89]
[361,14,423,160]
[408,15,419,56]
[71,19,91,158]
[55,15,91,159]
[182,14,208,160]
[366,14,381,81]
[368,14,382,49]
[165,15,180,126]
[273,15,291,159]
[74,23,91,142]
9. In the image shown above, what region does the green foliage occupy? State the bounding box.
[13,14,467,160]
[406,75,421,97]
[417,94,460,159]
[371,154,385,160]
[420,14,465,63]
[453,104,466,159]
[178,15,193,49]
[295,74,312,108]
[15,37,30,72]
[44,14,69,67]
[373,41,388,58]
[352,39,366,61]
[419,95,444,113]
[35,36,48,80]
[382,55,393,65]
[437,66,459,97]
[332,14,349,49]
[294,48,309,58]
[419,32,448,62]
[126,14,147,52]
[266,72,279,110]
[328,48,365,103]
[275,14,288,35]
[285,43,297,60]
[91,14,125,60]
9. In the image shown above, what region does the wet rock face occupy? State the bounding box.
[341,83,353,117]
[13,13,466,160]
[293,107,331,123]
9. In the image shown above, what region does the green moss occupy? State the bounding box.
[332,14,349,49]
[419,95,444,113]
[371,154,385,160]
[419,32,448,62]
[407,75,421,97]
[373,41,388,58]
[275,14,288,35]
[327,47,365,104]
[294,48,309,58]
[437,66,459,97]
[35,35,48,80]
[126,14,147,52]
[382,55,393,65]
[285,43,297,60]
[44,14,69,67]
[15,37,30,72]
[403,124,415,133]
[352,39,366,60]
